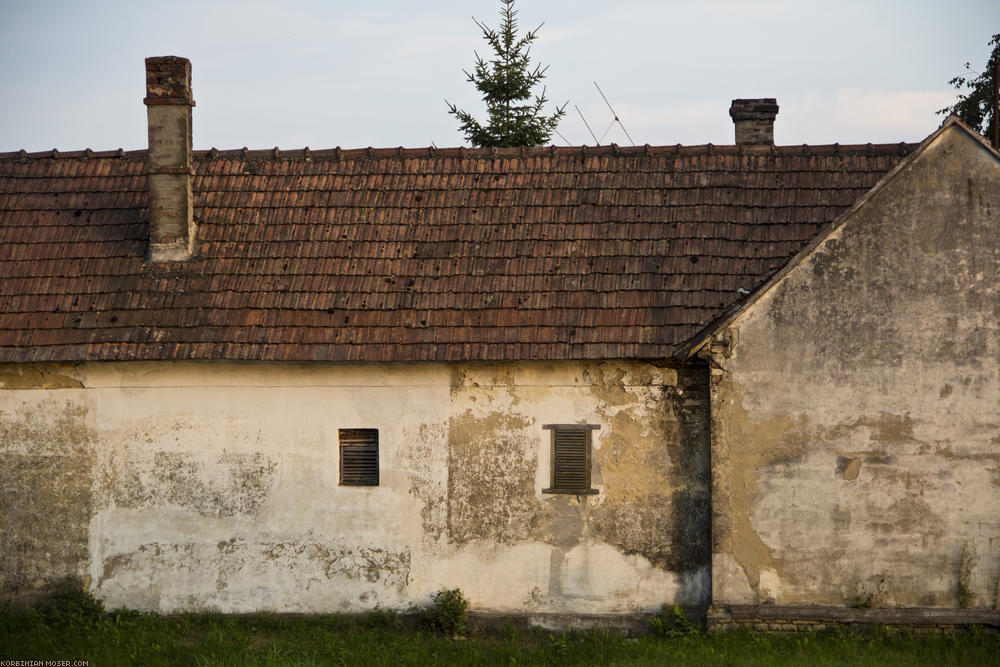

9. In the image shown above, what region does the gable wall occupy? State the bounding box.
[708,127,1000,608]
[0,358,709,615]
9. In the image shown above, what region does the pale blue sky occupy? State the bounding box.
[1,0,997,151]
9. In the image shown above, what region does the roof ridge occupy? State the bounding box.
[0,148,146,160]
[0,142,921,163]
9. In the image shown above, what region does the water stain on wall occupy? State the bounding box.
[403,422,448,543]
[711,380,804,596]
[0,399,95,600]
[444,360,710,603]
[107,450,278,518]
[591,363,711,577]
[264,541,411,589]
[0,364,84,390]
[99,540,412,601]
[446,409,540,545]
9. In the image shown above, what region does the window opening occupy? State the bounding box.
[542,424,599,494]
[339,428,379,486]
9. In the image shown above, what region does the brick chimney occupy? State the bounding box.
[144,56,196,261]
[729,98,779,145]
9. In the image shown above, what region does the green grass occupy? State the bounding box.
[1,606,998,666]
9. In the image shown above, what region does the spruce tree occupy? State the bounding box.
[938,33,999,144]
[446,0,566,148]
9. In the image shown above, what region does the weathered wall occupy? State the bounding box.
[0,366,94,603]
[0,358,709,614]
[707,126,1000,609]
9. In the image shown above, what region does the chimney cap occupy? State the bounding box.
[144,56,194,106]
[729,98,779,145]
[729,98,779,121]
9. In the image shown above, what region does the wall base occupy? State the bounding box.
[708,604,1000,633]
[468,606,706,635]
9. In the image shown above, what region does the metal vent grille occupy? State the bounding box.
[339,428,378,486]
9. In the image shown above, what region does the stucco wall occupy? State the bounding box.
[708,126,1000,609]
[0,359,709,614]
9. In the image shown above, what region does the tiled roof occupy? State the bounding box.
[0,142,915,363]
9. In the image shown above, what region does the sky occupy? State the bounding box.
[1,0,997,152]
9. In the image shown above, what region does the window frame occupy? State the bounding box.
[541,424,600,495]
[338,428,379,487]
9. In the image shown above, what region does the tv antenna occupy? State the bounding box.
[553,128,574,146]
[594,82,636,146]
[575,105,600,144]
[573,82,636,146]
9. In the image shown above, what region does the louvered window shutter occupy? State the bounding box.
[339,429,379,486]
[544,424,598,494]
[553,428,588,492]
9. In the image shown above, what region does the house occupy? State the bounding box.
[684,109,1000,629]
[1,56,997,629]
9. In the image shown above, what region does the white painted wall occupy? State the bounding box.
[0,360,708,614]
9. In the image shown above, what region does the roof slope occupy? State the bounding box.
[0,142,914,363]
[678,116,1000,360]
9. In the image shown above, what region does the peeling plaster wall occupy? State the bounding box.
[0,359,710,614]
[709,127,1000,609]
[0,385,95,602]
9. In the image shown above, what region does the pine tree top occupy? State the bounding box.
[446,0,566,148]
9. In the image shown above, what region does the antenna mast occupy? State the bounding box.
[553,128,574,146]
[575,105,601,145]
[594,81,636,146]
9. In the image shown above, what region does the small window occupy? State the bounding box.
[339,428,379,486]
[542,424,599,494]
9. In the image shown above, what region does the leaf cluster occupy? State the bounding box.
[447,0,566,147]
[938,33,1000,141]
[36,575,106,628]
[649,604,701,638]
[424,587,469,637]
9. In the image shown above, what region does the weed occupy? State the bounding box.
[501,619,520,643]
[364,605,399,629]
[37,575,105,628]
[425,587,469,637]
[956,543,977,608]
[545,631,571,663]
[649,604,700,638]
[584,626,623,648]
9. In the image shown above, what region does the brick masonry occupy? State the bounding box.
[708,604,1000,634]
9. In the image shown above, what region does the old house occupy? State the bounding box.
[1,56,997,628]
[683,111,1000,628]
